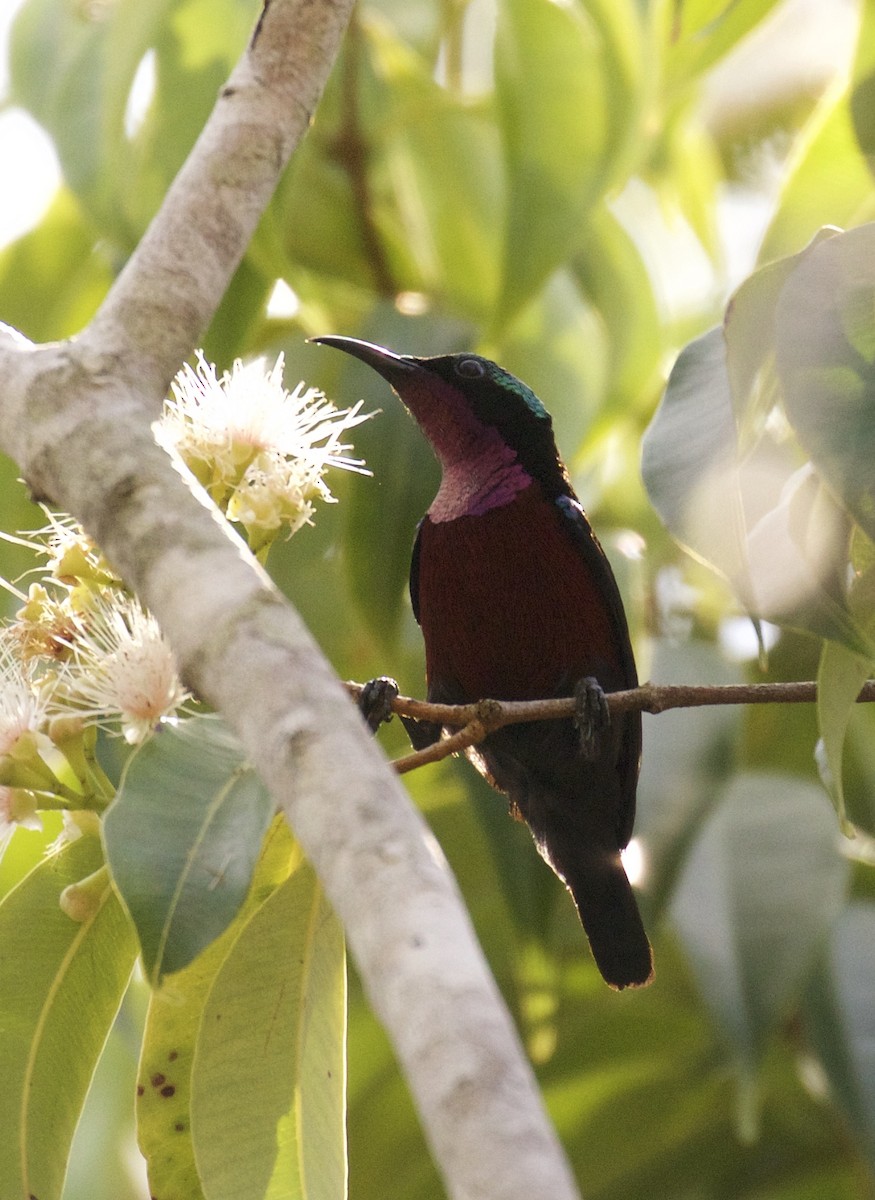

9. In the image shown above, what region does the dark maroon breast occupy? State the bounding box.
[415,483,631,705]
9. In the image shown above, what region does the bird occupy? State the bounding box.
[313,336,653,989]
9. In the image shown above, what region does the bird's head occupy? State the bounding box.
[312,337,568,499]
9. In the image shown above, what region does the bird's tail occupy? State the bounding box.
[560,845,653,989]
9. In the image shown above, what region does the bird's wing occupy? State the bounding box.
[553,494,638,690]
[409,516,425,625]
[554,493,641,845]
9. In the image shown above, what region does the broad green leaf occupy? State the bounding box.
[671,773,850,1072]
[571,205,663,414]
[760,86,875,265]
[662,0,784,86]
[0,188,112,343]
[270,17,503,313]
[774,222,875,546]
[125,0,258,234]
[815,641,874,833]
[0,831,137,1200]
[635,639,742,922]
[192,859,346,1200]
[760,0,875,262]
[343,396,437,648]
[368,17,503,316]
[583,0,652,185]
[744,463,867,652]
[9,0,257,246]
[379,96,503,318]
[841,690,875,840]
[9,0,174,243]
[494,0,613,321]
[851,0,875,170]
[804,902,875,1170]
[103,717,275,983]
[724,226,841,435]
[262,32,397,295]
[63,986,149,1200]
[136,817,298,1200]
[645,292,869,650]
[641,326,751,596]
[493,269,612,453]
[0,813,64,901]
[647,111,723,262]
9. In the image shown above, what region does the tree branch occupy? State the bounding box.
[0,3,580,1199]
[343,679,875,774]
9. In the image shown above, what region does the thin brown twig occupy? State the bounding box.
[345,678,875,774]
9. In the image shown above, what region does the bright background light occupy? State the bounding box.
[0,1,61,250]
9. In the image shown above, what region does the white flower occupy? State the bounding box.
[0,635,50,754]
[156,351,370,546]
[59,596,189,744]
[5,509,118,590]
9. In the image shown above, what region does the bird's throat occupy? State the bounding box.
[429,439,533,522]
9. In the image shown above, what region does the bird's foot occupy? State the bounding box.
[573,676,610,761]
[358,676,400,733]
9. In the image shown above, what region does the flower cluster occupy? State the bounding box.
[0,521,190,845]
[0,350,369,845]
[156,351,370,553]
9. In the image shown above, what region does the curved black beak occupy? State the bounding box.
[309,336,420,388]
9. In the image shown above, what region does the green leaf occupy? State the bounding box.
[492,269,611,455]
[815,641,874,833]
[583,0,651,182]
[63,986,149,1200]
[270,17,503,314]
[0,188,112,342]
[192,858,346,1200]
[641,326,751,596]
[744,463,867,652]
[126,0,257,234]
[494,0,613,321]
[645,267,871,650]
[804,902,875,1169]
[760,86,875,265]
[571,205,663,413]
[0,831,137,1200]
[10,0,173,242]
[647,112,723,262]
[671,772,850,1071]
[365,17,504,316]
[724,226,841,435]
[635,639,742,922]
[663,0,785,85]
[9,0,257,246]
[103,717,275,984]
[761,0,875,265]
[0,813,64,902]
[262,29,387,295]
[774,222,875,545]
[136,817,298,1199]
[850,0,875,175]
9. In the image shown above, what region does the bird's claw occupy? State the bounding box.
[359,676,400,733]
[573,676,610,761]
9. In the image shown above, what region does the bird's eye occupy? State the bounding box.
[455,358,485,378]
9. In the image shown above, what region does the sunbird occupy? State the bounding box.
[315,337,653,989]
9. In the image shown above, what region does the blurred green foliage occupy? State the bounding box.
[2,0,875,1197]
